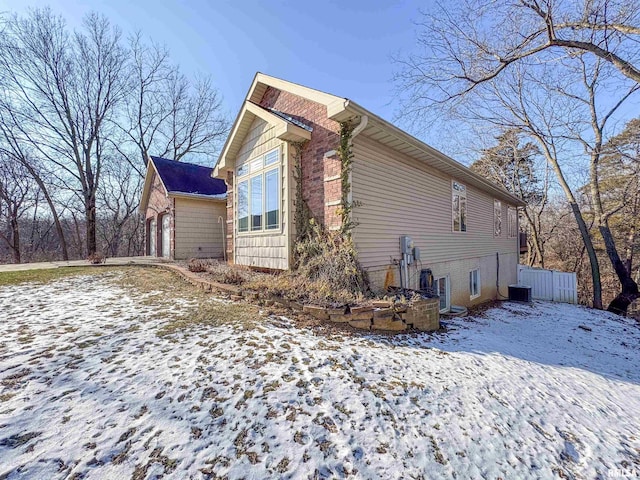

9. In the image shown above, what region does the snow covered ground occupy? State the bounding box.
[0,270,639,479]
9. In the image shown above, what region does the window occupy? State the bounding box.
[508,207,518,238]
[435,276,450,313]
[265,169,279,229]
[452,181,467,232]
[469,269,480,299]
[494,200,502,236]
[238,180,249,232]
[250,175,263,230]
[236,148,280,233]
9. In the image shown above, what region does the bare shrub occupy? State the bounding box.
[187,258,217,273]
[206,262,254,285]
[87,252,106,265]
[294,220,369,301]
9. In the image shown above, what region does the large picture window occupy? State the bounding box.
[236,148,280,233]
[452,181,467,232]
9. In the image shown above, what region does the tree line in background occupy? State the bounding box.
[396,0,640,313]
[0,8,228,264]
[1,2,638,315]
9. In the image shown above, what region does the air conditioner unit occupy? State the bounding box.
[508,284,532,303]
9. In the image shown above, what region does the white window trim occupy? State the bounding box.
[469,268,481,300]
[435,275,450,314]
[236,147,281,235]
[452,180,467,233]
[494,199,502,237]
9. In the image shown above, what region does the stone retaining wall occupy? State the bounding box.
[155,263,440,333]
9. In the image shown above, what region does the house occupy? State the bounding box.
[212,73,526,310]
[140,156,227,260]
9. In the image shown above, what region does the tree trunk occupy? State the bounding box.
[599,224,640,314]
[569,202,603,309]
[21,161,69,261]
[85,195,97,256]
[537,136,603,309]
[10,209,20,263]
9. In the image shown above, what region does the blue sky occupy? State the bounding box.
[0,0,424,124]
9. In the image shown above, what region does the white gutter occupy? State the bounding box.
[168,192,227,201]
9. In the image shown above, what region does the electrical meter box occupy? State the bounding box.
[400,235,413,255]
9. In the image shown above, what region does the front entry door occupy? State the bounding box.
[161,214,171,258]
[149,219,156,256]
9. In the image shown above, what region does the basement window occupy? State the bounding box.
[469,268,480,299]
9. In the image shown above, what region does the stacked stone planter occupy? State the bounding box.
[304,299,440,332]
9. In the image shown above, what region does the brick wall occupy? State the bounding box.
[144,172,173,258]
[258,87,342,229]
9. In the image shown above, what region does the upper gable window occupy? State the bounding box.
[452,181,467,232]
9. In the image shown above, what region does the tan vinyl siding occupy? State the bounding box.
[174,198,226,260]
[233,117,289,269]
[351,134,518,304]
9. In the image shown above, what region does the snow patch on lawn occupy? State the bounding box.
[0,272,639,479]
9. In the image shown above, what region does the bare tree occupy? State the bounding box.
[0,154,37,263]
[0,122,70,260]
[114,36,229,176]
[396,2,640,312]
[396,0,640,108]
[97,155,144,256]
[0,9,228,264]
[471,129,550,266]
[572,57,640,313]
[0,9,128,257]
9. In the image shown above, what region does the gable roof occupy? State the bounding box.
[213,73,525,207]
[213,97,312,176]
[139,157,227,213]
[151,156,226,196]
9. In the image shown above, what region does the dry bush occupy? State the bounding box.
[294,221,369,296]
[87,252,106,264]
[187,258,217,273]
[206,261,255,285]
[187,221,372,307]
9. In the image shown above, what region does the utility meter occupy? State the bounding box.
[400,235,413,255]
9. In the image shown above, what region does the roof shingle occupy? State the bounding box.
[151,156,227,197]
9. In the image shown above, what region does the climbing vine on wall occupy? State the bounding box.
[287,125,370,295]
[337,120,358,238]
[289,141,311,245]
